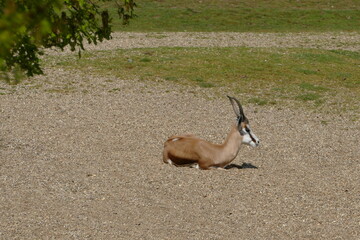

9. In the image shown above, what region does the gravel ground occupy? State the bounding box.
[46,32,360,55]
[1,32,360,239]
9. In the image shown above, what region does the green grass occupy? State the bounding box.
[191,77,215,88]
[248,97,272,106]
[49,47,360,112]
[106,0,360,32]
[299,82,329,92]
[296,93,322,101]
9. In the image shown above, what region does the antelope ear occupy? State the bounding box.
[227,96,245,120]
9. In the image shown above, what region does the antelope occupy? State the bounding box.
[162,96,260,170]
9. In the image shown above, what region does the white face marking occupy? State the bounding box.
[242,125,260,147]
[242,133,253,145]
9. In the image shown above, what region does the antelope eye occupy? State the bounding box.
[245,127,250,133]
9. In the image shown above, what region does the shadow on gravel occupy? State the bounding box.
[225,163,258,170]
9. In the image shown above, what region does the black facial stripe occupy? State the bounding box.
[242,126,257,143]
[249,132,257,143]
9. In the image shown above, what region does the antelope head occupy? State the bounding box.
[228,96,260,147]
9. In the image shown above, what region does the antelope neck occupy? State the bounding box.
[222,124,242,153]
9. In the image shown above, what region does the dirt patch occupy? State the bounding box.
[46,32,360,55]
[1,32,360,239]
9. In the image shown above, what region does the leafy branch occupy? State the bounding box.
[0,0,136,83]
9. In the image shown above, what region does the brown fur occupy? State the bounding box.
[163,124,243,170]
